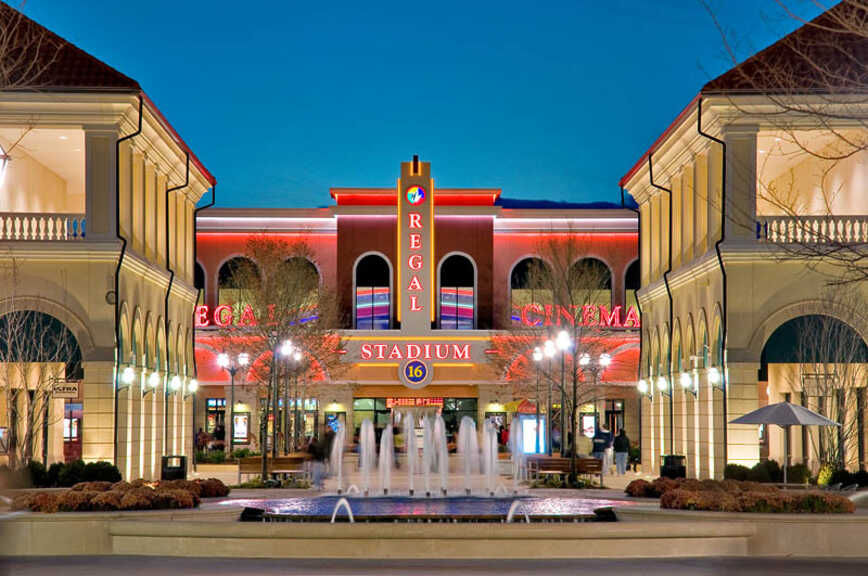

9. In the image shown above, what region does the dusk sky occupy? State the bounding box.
[22,1,825,208]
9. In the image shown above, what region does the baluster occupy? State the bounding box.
[80,217,86,239]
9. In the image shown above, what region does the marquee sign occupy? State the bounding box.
[398,157,434,331]
[512,304,641,329]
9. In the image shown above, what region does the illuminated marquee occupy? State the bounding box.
[512,304,641,328]
[359,343,471,361]
[193,304,316,327]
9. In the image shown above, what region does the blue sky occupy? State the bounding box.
[21,1,824,207]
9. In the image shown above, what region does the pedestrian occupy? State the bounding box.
[614,429,631,475]
[591,425,609,475]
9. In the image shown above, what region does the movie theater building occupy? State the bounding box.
[194,158,641,449]
[622,4,868,480]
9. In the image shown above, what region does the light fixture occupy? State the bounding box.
[170,375,181,391]
[293,350,302,362]
[238,352,249,367]
[556,330,571,351]
[532,347,543,363]
[280,340,293,356]
[680,372,692,389]
[657,376,668,392]
[598,353,611,367]
[0,144,7,186]
[188,379,199,393]
[217,352,229,368]
[707,366,721,385]
[543,340,556,358]
[578,353,590,366]
[637,379,649,395]
[148,371,161,388]
[121,366,136,385]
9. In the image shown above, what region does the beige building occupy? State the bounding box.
[0,6,214,479]
[622,5,867,479]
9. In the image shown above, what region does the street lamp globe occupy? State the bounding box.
[578,353,590,366]
[293,350,302,363]
[543,340,556,358]
[217,352,229,368]
[556,330,571,351]
[121,366,136,385]
[657,376,668,392]
[148,371,160,388]
[707,366,721,384]
[280,340,293,356]
[238,352,250,367]
[170,375,181,391]
[532,347,543,362]
[599,353,611,367]
[680,372,692,389]
[637,379,648,394]
[188,379,199,393]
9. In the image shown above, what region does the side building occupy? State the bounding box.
[0,6,215,479]
[621,3,868,479]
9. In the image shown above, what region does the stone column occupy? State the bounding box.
[722,125,759,242]
[81,361,116,464]
[84,126,119,242]
[726,361,761,469]
[698,371,711,479]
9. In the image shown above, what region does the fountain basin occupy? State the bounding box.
[224,495,636,523]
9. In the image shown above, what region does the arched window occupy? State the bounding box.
[625,260,639,311]
[569,258,612,308]
[194,263,205,307]
[283,257,320,314]
[510,258,552,325]
[439,254,475,330]
[354,254,391,329]
[217,257,260,307]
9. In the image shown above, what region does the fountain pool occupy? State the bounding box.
[221,495,636,523]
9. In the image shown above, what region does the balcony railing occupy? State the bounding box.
[756,215,868,244]
[0,213,86,241]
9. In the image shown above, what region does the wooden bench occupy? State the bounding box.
[527,456,604,487]
[237,455,310,483]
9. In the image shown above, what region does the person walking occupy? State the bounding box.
[613,429,631,475]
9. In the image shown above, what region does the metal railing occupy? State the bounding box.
[0,212,86,241]
[756,215,868,244]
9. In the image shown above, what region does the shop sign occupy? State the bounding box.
[359,342,471,361]
[52,379,79,399]
[386,397,443,408]
[398,158,434,331]
[512,304,640,328]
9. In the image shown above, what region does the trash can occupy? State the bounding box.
[660,454,686,479]
[160,455,187,481]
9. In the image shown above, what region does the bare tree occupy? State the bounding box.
[701,0,868,285]
[216,235,345,479]
[490,232,622,484]
[0,260,79,471]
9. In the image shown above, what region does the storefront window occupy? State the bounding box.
[206,398,226,434]
[439,254,475,330]
[510,258,552,325]
[63,403,82,442]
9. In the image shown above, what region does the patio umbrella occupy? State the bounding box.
[730,401,840,485]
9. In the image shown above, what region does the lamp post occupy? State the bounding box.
[556,330,571,457]
[543,339,556,455]
[532,347,543,454]
[280,340,293,454]
[217,351,248,455]
[292,349,303,449]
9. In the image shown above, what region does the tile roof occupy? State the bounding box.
[702,0,867,94]
[0,2,139,91]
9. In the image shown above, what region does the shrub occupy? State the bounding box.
[724,464,749,481]
[45,462,64,487]
[816,463,836,486]
[152,488,197,509]
[119,487,157,510]
[11,493,33,510]
[110,480,133,493]
[625,479,653,497]
[71,481,113,492]
[83,461,121,483]
[26,460,47,487]
[57,490,98,512]
[28,492,60,513]
[90,491,124,511]
[786,464,810,484]
[57,460,85,487]
[197,478,230,498]
[747,460,782,483]
[660,488,853,513]
[230,448,259,460]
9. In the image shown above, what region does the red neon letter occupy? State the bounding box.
[598,305,622,328]
[409,295,423,311]
[558,305,575,327]
[213,305,233,327]
[407,344,421,359]
[408,213,422,229]
[238,304,258,326]
[581,305,598,326]
[374,344,387,360]
[408,254,423,270]
[409,233,422,249]
[408,275,422,290]
[453,344,470,360]
[521,304,543,326]
[623,306,641,328]
[194,306,210,327]
[360,344,372,361]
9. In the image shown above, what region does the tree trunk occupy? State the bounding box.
[260,382,271,480]
[569,378,578,486]
[271,357,279,460]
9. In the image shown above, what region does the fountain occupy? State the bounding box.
[330,423,346,495]
[378,424,394,495]
[434,414,449,496]
[359,419,376,497]
[404,412,417,496]
[422,415,434,497]
[330,497,355,523]
[457,416,479,495]
[509,417,524,494]
[505,499,530,523]
[481,419,499,496]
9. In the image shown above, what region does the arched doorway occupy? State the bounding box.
[570,258,612,308]
[217,257,260,307]
[0,310,83,467]
[439,253,475,329]
[354,253,391,329]
[761,314,868,473]
[510,257,552,326]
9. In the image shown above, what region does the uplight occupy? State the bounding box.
[680,372,692,389]
[188,379,199,393]
[657,376,668,392]
[121,366,135,385]
[170,376,181,391]
[148,371,161,388]
[707,366,721,384]
[637,379,649,394]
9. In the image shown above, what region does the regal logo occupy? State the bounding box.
[406,185,426,205]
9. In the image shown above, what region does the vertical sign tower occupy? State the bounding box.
[397,155,434,333]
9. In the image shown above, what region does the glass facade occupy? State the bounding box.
[355,287,391,329]
[439,287,474,329]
